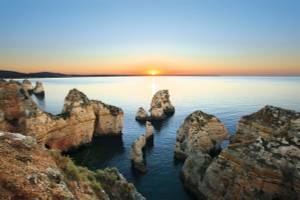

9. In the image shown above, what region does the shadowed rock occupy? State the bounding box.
[32,81,45,97]
[135,107,149,122]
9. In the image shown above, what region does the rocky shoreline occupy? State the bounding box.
[1,79,300,200]
[176,106,300,200]
[0,79,143,200]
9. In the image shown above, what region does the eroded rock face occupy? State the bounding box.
[22,79,33,92]
[0,83,124,150]
[135,107,149,122]
[174,110,229,160]
[24,89,96,150]
[92,100,124,136]
[33,81,45,96]
[150,90,175,120]
[130,135,147,173]
[181,106,300,200]
[0,131,144,200]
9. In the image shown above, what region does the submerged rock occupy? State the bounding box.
[135,107,149,122]
[130,134,147,173]
[181,106,300,200]
[32,81,45,96]
[92,100,124,136]
[174,110,229,160]
[150,90,175,121]
[22,79,33,93]
[0,131,144,200]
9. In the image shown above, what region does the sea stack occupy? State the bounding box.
[130,134,147,173]
[135,107,149,122]
[174,110,229,160]
[150,89,175,121]
[32,81,45,97]
[181,106,300,199]
[91,100,124,136]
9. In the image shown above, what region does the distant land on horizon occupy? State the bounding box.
[0,70,299,79]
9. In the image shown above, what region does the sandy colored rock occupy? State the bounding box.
[145,121,154,140]
[32,81,45,96]
[130,134,147,173]
[174,110,229,160]
[181,106,300,200]
[92,100,124,136]
[135,107,149,122]
[150,90,175,120]
[22,79,33,92]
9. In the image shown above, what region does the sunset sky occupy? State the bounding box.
[0,0,299,75]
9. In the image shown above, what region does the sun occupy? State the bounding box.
[147,69,160,76]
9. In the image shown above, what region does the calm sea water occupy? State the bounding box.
[26,76,300,200]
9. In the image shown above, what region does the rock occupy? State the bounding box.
[181,106,300,200]
[0,83,124,150]
[150,90,175,120]
[135,107,149,122]
[174,110,229,161]
[95,168,146,200]
[91,100,124,136]
[22,79,33,93]
[145,121,154,140]
[130,135,147,173]
[32,81,45,96]
[25,88,96,150]
[0,131,143,200]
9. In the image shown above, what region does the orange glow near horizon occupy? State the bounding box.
[147,69,160,76]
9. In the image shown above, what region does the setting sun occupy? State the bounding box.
[147,69,160,76]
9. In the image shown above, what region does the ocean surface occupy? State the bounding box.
[26,76,300,200]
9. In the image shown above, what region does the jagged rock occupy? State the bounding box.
[0,83,124,150]
[145,121,154,140]
[150,90,175,120]
[174,110,229,160]
[95,168,146,200]
[130,135,147,173]
[32,81,45,96]
[22,79,33,93]
[135,107,149,122]
[181,106,300,200]
[0,131,143,200]
[91,100,124,136]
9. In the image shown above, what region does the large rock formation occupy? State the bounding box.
[181,106,300,200]
[32,81,45,96]
[91,100,124,136]
[0,82,124,150]
[150,90,175,120]
[174,110,229,160]
[130,134,147,173]
[0,131,144,200]
[22,79,33,93]
[135,107,149,122]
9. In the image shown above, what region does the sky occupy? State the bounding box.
[0,0,299,75]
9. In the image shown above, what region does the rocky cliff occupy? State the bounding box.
[91,100,124,136]
[181,106,300,200]
[150,90,175,120]
[174,110,229,160]
[0,82,124,150]
[0,131,145,200]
